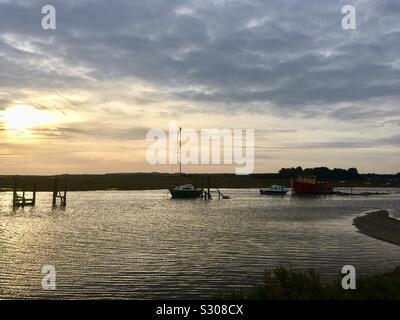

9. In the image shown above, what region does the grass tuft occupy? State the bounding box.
[220,266,400,300]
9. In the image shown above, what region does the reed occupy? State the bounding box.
[221,266,400,300]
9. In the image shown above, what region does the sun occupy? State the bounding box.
[4,105,56,130]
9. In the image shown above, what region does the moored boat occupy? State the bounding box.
[169,184,202,199]
[260,185,288,195]
[168,127,202,199]
[292,175,333,195]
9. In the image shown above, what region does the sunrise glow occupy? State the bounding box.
[4,105,57,130]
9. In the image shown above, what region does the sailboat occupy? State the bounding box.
[169,184,203,199]
[169,127,202,199]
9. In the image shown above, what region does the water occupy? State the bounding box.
[1,188,400,299]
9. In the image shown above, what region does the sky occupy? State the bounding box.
[0,0,399,175]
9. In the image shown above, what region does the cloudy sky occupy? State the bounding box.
[0,0,399,174]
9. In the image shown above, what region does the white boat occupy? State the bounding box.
[260,185,288,195]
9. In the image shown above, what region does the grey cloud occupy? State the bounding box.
[259,134,400,151]
[328,105,397,121]
[377,134,400,145]
[0,0,399,121]
[30,125,150,141]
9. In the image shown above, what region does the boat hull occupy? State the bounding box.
[292,181,333,195]
[260,189,288,195]
[169,189,202,199]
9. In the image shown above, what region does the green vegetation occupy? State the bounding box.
[222,266,400,300]
[0,173,288,192]
[1,167,399,192]
[279,166,361,180]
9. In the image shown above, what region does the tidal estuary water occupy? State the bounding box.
[1,188,400,299]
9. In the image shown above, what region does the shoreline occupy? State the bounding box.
[1,173,399,192]
[354,210,400,247]
[1,186,398,193]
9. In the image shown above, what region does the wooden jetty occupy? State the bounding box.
[52,178,67,207]
[334,190,390,196]
[199,177,230,200]
[12,178,36,208]
[10,177,68,207]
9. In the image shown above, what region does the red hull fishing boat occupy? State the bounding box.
[292,175,333,195]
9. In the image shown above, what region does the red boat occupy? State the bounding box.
[292,175,333,195]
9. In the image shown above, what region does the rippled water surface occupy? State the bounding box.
[1,188,400,299]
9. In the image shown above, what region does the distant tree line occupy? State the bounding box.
[278,167,361,180]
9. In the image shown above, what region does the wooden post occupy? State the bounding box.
[32,182,36,206]
[201,176,205,199]
[13,178,17,207]
[52,178,57,206]
[52,178,67,207]
[207,177,211,200]
[11,177,36,207]
[22,184,26,207]
[62,187,67,207]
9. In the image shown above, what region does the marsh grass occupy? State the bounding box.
[221,266,400,300]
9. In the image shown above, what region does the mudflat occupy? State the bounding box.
[354,210,400,246]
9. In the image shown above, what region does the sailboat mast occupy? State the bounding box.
[179,127,182,174]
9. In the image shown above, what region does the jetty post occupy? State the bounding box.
[32,182,36,206]
[207,177,212,200]
[12,178,17,207]
[22,185,25,207]
[52,178,67,207]
[12,177,36,208]
[199,175,229,200]
[52,179,57,206]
